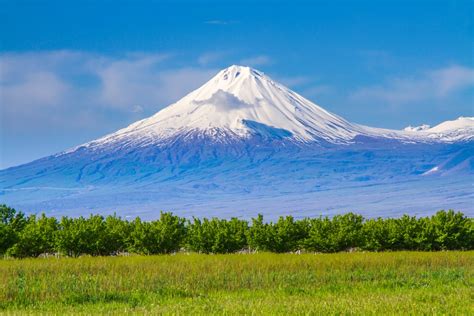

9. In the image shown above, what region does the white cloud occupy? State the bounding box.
[0,50,219,136]
[197,52,226,66]
[239,55,272,67]
[204,20,237,25]
[350,65,474,105]
[195,89,251,112]
[95,54,170,108]
[155,67,218,102]
[2,71,69,110]
[430,66,474,96]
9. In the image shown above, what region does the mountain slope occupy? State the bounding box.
[72,65,473,153]
[1,65,473,219]
[86,65,366,147]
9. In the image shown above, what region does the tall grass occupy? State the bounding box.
[1,252,473,314]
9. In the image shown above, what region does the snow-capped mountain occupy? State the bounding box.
[75,65,472,153]
[421,117,474,142]
[1,65,473,219]
[87,65,367,147]
[403,117,474,142]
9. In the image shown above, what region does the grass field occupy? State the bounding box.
[1,252,473,315]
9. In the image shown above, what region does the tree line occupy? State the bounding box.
[0,205,472,258]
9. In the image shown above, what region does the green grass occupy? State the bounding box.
[1,252,473,315]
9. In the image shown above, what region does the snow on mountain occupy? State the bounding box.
[428,116,474,132]
[403,117,474,142]
[73,65,471,153]
[79,65,410,151]
[424,117,474,142]
[1,65,473,219]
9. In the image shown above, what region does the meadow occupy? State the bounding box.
[1,251,473,315]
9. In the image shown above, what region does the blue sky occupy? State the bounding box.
[1,0,473,168]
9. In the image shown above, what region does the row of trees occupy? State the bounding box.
[0,205,472,258]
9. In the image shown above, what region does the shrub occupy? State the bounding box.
[129,212,186,254]
[7,214,58,258]
[186,217,248,253]
[0,205,471,257]
[303,213,364,252]
[0,205,26,255]
[55,215,109,256]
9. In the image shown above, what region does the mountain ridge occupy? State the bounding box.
[0,65,472,219]
[66,65,473,156]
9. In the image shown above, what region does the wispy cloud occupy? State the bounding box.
[197,51,227,66]
[95,53,173,109]
[239,55,272,67]
[1,71,69,110]
[204,20,237,25]
[0,50,218,138]
[350,65,474,105]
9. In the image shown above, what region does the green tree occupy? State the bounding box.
[247,214,271,251]
[0,204,472,257]
[0,205,26,255]
[103,214,131,254]
[268,216,308,253]
[362,218,389,251]
[129,212,186,254]
[7,214,58,258]
[430,210,473,250]
[303,213,364,252]
[55,215,109,256]
[186,217,248,253]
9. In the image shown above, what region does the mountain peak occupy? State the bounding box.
[402,116,474,142]
[97,65,364,145]
[218,65,263,79]
[79,67,473,150]
[427,116,474,134]
[199,65,269,97]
